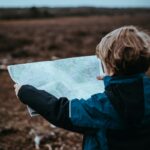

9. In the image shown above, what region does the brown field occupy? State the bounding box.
[0,10,150,150]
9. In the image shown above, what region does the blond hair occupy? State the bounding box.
[96,26,150,75]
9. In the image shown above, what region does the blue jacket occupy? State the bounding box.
[18,73,150,150]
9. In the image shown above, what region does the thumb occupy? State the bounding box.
[14,84,17,88]
[96,75,105,80]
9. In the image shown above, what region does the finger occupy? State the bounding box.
[96,76,104,80]
[15,88,19,96]
[15,89,17,94]
[14,84,17,88]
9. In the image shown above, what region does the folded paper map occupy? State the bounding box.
[8,55,104,116]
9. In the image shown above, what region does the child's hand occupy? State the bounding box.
[14,84,22,96]
[96,75,105,80]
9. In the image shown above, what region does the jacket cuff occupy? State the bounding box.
[18,85,32,104]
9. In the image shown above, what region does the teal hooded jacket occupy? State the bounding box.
[18,73,150,150]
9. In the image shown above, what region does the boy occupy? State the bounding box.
[14,26,150,150]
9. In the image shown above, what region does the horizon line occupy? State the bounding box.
[0,5,150,9]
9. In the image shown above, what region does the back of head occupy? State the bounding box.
[96,26,150,75]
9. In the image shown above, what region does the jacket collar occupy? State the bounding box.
[103,73,145,88]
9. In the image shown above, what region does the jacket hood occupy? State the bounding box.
[104,73,145,128]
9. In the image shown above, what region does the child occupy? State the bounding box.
[14,26,150,150]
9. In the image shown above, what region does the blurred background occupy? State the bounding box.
[0,0,150,150]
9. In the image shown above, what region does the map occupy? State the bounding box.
[8,55,104,116]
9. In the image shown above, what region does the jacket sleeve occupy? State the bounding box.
[18,85,98,134]
[69,92,119,129]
